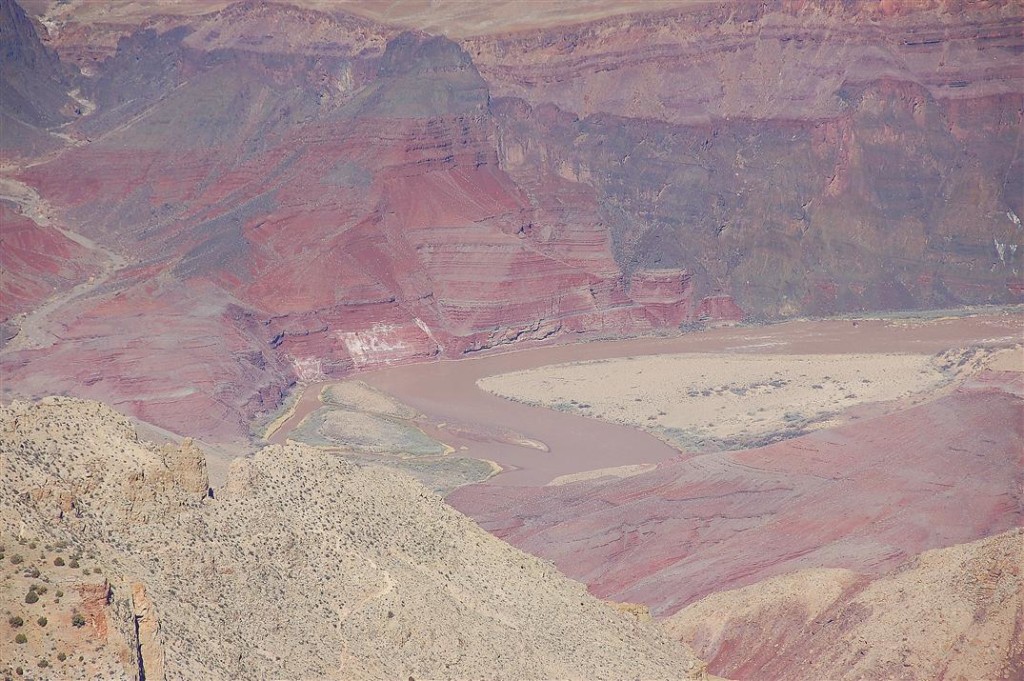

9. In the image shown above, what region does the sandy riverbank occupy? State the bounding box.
[478,352,956,450]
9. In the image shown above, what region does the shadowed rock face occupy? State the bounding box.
[1,0,1021,439]
[477,2,1024,316]
[0,0,74,155]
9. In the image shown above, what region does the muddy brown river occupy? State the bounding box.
[270,315,1022,486]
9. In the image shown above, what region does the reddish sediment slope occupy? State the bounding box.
[0,202,99,325]
[1,4,721,438]
[448,374,1024,617]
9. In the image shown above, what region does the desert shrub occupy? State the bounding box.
[56,652,66,662]
[55,590,63,598]
[53,557,64,567]
[25,567,39,578]
[71,613,86,628]
[14,633,27,644]
[8,616,23,627]
[10,554,23,565]
[24,591,38,604]
[37,617,47,627]
[68,559,79,568]
[37,660,48,669]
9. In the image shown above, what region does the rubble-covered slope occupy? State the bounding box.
[0,396,705,680]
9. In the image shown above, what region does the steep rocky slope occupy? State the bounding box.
[1,0,1020,443]
[0,396,706,680]
[475,1,1024,315]
[0,201,99,329]
[665,529,1024,680]
[0,0,75,157]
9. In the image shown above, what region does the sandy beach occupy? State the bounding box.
[478,352,951,449]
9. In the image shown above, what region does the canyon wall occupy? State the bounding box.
[1,0,1021,439]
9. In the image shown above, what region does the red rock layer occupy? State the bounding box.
[0,203,98,323]
[448,377,1024,617]
[4,23,709,436]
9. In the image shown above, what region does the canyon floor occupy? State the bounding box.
[2,0,1022,678]
[237,310,1024,679]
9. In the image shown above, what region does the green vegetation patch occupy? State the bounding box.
[320,381,419,420]
[290,407,445,456]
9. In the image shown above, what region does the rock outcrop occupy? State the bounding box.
[0,396,706,679]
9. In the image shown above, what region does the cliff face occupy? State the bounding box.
[1,0,1021,440]
[473,1,1024,316]
[0,396,705,680]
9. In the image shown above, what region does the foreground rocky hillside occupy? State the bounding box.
[666,529,1024,681]
[0,396,706,680]
[0,0,1020,442]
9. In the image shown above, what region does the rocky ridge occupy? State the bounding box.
[0,396,706,680]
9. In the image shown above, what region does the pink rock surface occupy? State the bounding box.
[448,378,1024,616]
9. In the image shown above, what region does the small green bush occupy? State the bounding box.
[53,557,65,567]
[37,660,48,669]
[8,615,24,628]
[71,613,86,628]
[37,617,47,627]
[14,633,27,644]
[24,591,38,604]
[56,652,66,662]
[10,554,23,565]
